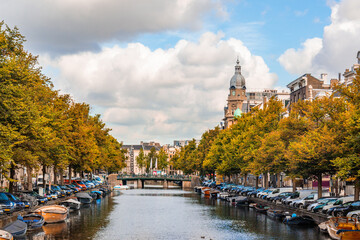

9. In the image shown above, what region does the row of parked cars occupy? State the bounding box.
[0,178,102,214]
[204,181,360,220]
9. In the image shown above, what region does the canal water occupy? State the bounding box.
[26,189,331,240]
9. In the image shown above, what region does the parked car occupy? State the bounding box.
[322,196,354,214]
[346,209,360,221]
[269,192,293,203]
[14,192,36,208]
[247,188,264,197]
[266,188,293,201]
[72,180,87,190]
[5,193,25,211]
[332,201,360,217]
[327,201,354,216]
[307,198,337,212]
[283,190,316,206]
[0,192,15,213]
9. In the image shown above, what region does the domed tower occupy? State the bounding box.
[223,59,247,129]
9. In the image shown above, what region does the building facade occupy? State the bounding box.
[286,73,337,107]
[122,142,161,175]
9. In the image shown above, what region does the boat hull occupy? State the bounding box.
[22,214,45,230]
[34,205,68,224]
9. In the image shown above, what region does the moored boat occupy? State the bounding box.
[18,214,44,230]
[267,210,286,220]
[318,220,329,233]
[2,220,27,238]
[249,203,257,208]
[34,205,68,223]
[210,190,220,198]
[326,217,360,240]
[283,214,315,226]
[0,230,13,240]
[113,185,129,190]
[61,199,81,210]
[201,187,211,195]
[254,204,270,213]
[76,192,93,204]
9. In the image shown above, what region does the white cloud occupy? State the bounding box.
[279,0,360,78]
[42,32,278,144]
[0,0,224,54]
[278,38,323,75]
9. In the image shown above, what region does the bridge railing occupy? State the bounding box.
[117,174,192,181]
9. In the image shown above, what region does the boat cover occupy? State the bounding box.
[76,192,92,199]
[63,199,81,204]
[2,220,27,235]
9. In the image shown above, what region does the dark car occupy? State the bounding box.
[332,201,360,217]
[5,193,25,211]
[26,191,48,204]
[0,192,15,213]
[269,192,293,202]
[247,188,264,197]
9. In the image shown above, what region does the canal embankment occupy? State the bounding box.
[248,197,328,224]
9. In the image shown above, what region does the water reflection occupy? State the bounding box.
[23,189,332,240]
[26,193,116,240]
[95,189,331,240]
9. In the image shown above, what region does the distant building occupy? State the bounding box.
[343,51,360,85]
[122,143,161,175]
[223,59,289,128]
[173,140,199,148]
[223,59,248,129]
[286,73,337,107]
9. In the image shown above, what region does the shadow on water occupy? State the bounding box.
[26,192,118,240]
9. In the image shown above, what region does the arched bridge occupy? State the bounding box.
[117,174,192,189]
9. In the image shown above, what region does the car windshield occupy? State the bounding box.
[7,194,16,201]
[0,193,9,201]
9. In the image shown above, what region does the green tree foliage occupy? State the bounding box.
[157,148,168,170]
[136,148,146,174]
[333,69,360,200]
[0,22,126,192]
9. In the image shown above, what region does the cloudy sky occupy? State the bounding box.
[1,0,359,145]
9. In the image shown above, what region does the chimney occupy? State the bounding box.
[338,73,341,81]
[308,85,313,101]
[320,73,328,83]
[330,79,339,88]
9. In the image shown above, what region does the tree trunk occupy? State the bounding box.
[60,169,64,185]
[27,166,33,191]
[264,173,268,189]
[276,173,281,187]
[9,164,16,194]
[255,176,259,189]
[335,177,339,197]
[292,178,296,192]
[244,173,247,186]
[355,177,360,201]
[42,164,47,191]
[53,167,57,185]
[318,174,323,199]
[68,165,72,182]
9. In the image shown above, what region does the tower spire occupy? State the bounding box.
[235,57,241,74]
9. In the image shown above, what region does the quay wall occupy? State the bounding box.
[249,197,328,224]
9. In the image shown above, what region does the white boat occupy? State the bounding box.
[61,199,81,210]
[114,185,129,190]
[0,229,13,240]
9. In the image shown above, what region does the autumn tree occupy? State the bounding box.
[136,148,146,174]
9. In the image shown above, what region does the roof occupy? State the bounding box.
[230,59,246,89]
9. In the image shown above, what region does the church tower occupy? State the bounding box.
[223,59,247,129]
